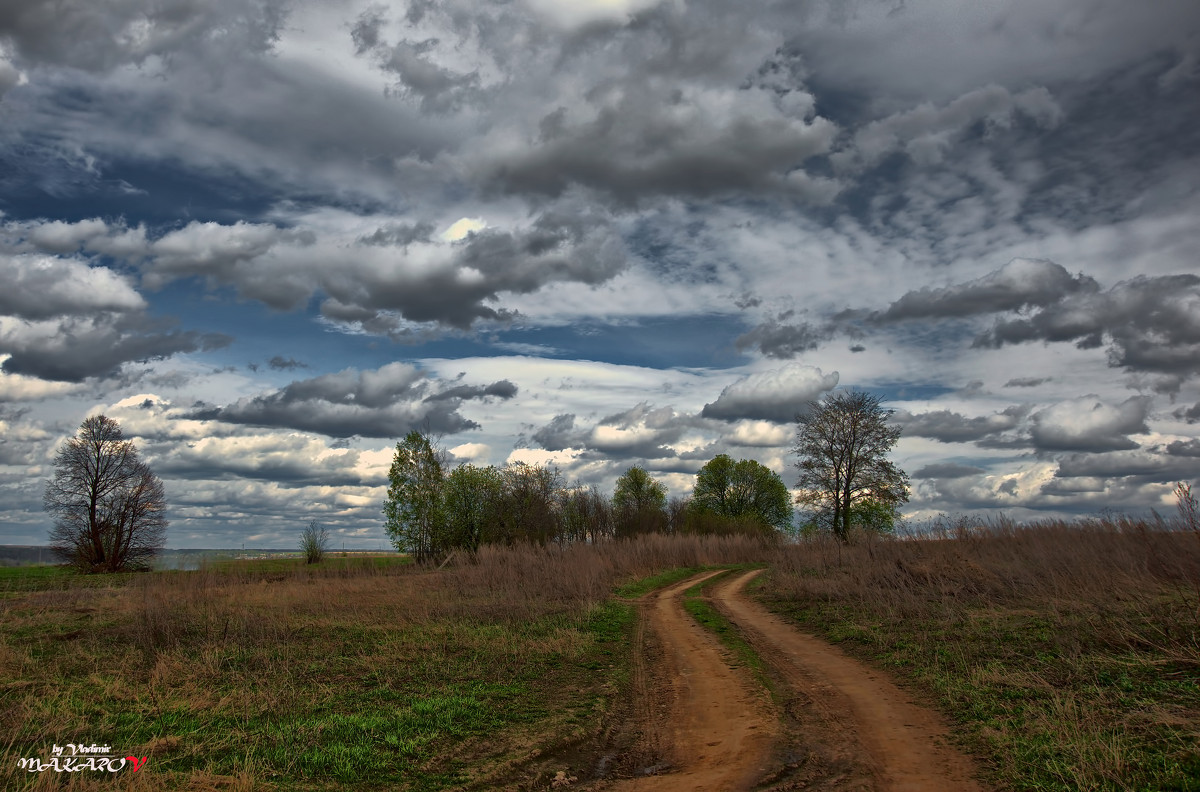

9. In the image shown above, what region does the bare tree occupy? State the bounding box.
[793,392,909,542]
[44,415,167,572]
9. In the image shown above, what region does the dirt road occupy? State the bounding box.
[604,572,779,791]
[602,569,987,791]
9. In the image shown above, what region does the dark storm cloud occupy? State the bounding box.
[0,0,284,72]
[1173,402,1200,424]
[109,209,626,332]
[1167,439,1200,458]
[357,222,436,247]
[878,259,1097,322]
[424,379,518,402]
[702,365,838,423]
[913,463,985,480]
[1054,451,1179,479]
[155,446,372,488]
[475,22,839,206]
[267,356,307,371]
[974,274,1200,378]
[190,363,509,438]
[531,413,580,452]
[1005,377,1051,388]
[484,92,838,205]
[0,314,231,382]
[892,406,1027,444]
[319,210,628,331]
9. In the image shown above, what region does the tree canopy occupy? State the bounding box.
[43,415,167,572]
[383,430,446,563]
[690,454,793,531]
[793,391,909,541]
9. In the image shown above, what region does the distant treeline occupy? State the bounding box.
[384,431,793,563]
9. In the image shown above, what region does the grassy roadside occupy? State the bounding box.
[758,525,1200,792]
[1,534,773,790]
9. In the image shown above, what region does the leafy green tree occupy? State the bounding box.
[793,391,909,542]
[848,497,902,535]
[612,466,668,536]
[442,464,504,552]
[384,430,446,563]
[690,454,792,532]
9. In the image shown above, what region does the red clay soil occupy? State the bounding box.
[599,569,989,792]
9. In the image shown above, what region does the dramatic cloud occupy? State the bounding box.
[702,365,838,423]
[879,259,1097,322]
[0,314,231,382]
[736,315,835,359]
[0,253,145,319]
[1167,439,1200,458]
[191,363,515,438]
[913,463,986,480]
[894,406,1027,444]
[975,275,1200,379]
[1029,396,1151,452]
[0,0,283,72]
[482,79,839,205]
[1173,402,1200,424]
[838,85,1062,170]
[2,0,1199,544]
[531,413,581,452]
[1005,377,1051,388]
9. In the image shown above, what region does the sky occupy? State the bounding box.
[1,0,1199,548]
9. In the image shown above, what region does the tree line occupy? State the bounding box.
[43,391,910,571]
[383,430,798,562]
[385,391,911,560]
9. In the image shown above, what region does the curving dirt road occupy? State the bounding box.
[603,571,779,791]
[601,569,987,792]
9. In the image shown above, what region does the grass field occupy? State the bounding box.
[0,535,767,791]
[759,518,1200,791]
[2,522,1198,790]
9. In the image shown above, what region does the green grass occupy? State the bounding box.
[759,577,1200,792]
[680,566,776,698]
[0,563,141,595]
[0,567,636,790]
[614,565,706,599]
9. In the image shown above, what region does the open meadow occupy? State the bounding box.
[1,522,1198,791]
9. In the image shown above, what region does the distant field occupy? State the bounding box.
[0,551,409,595]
